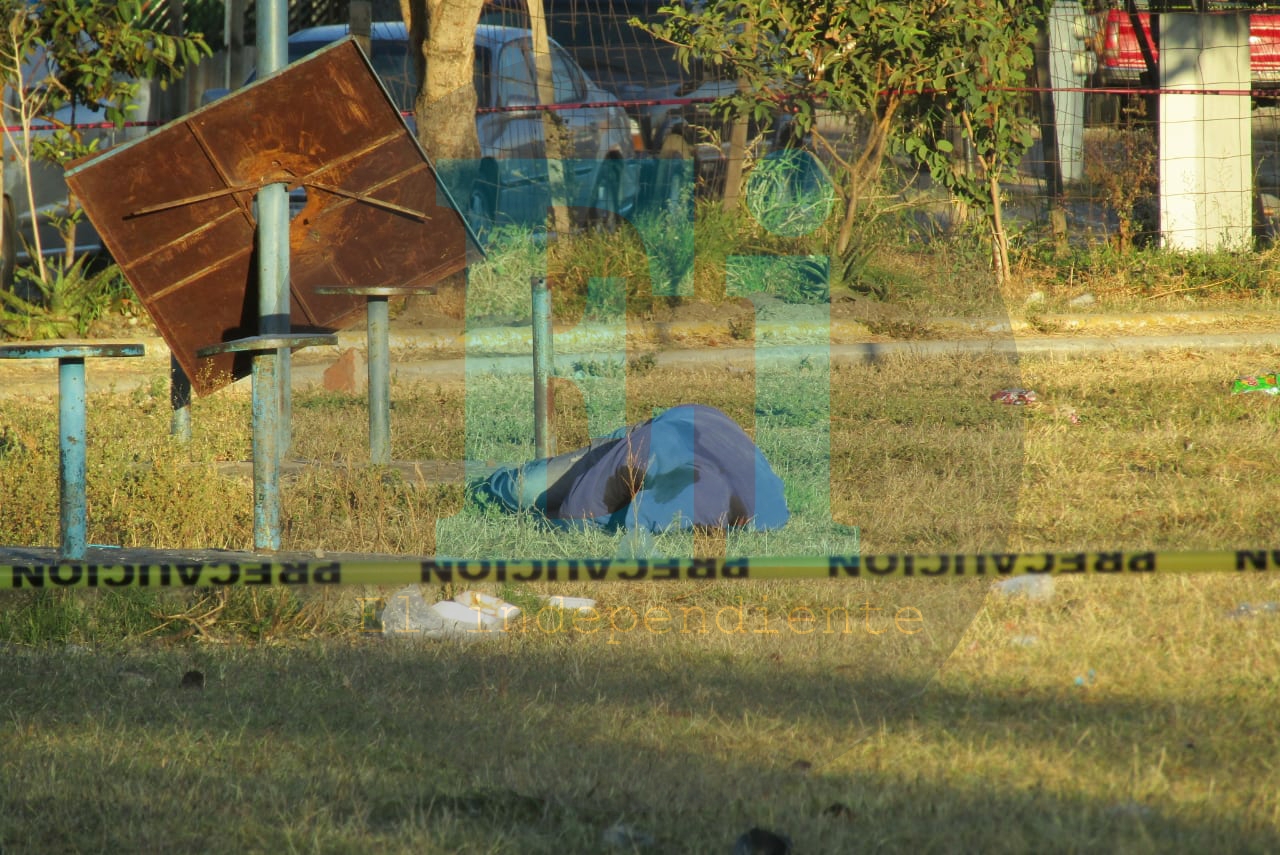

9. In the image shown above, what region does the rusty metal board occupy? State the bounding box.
[66,38,475,396]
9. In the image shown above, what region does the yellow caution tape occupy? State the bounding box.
[1,549,1277,588]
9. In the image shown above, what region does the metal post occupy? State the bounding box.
[256,0,291,461]
[367,294,390,465]
[317,285,429,466]
[57,357,87,559]
[251,350,281,550]
[258,185,291,460]
[170,354,191,442]
[249,0,289,543]
[531,274,554,458]
[197,334,332,553]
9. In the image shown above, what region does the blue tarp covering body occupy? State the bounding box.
[473,404,789,532]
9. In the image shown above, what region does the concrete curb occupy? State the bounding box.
[66,308,1280,359]
[290,330,1280,387]
[329,309,1280,357]
[2,311,1278,398]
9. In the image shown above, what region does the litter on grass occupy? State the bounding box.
[1231,373,1279,395]
[1226,602,1280,619]
[380,586,517,641]
[454,590,521,625]
[380,589,602,641]
[991,388,1038,405]
[994,575,1055,600]
[540,595,597,614]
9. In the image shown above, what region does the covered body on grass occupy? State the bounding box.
[472,404,789,532]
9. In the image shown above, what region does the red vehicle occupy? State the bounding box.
[1090,6,1280,89]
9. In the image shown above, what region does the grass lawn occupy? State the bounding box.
[1,334,1279,852]
[0,572,1276,853]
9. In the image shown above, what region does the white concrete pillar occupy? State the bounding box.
[1048,0,1088,183]
[1159,13,1252,251]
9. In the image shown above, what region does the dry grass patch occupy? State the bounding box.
[1,341,1279,850]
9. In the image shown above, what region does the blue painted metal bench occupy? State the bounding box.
[314,286,435,466]
[0,342,145,559]
[196,333,336,550]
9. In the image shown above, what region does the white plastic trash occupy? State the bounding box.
[543,595,597,614]
[379,585,504,641]
[994,575,1055,601]
[431,600,507,634]
[454,590,521,626]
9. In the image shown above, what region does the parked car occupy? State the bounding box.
[638,63,805,201]
[207,22,643,234]
[2,45,151,295]
[480,0,799,201]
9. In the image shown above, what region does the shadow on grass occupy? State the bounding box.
[0,611,1272,853]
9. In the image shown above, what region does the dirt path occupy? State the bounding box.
[3,296,1279,400]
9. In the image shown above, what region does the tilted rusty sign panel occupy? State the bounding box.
[66,38,473,396]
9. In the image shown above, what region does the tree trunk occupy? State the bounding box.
[988,172,1010,284]
[835,99,898,256]
[721,90,749,213]
[960,109,1011,283]
[527,0,571,234]
[400,0,484,162]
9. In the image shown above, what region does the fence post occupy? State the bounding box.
[532,274,555,459]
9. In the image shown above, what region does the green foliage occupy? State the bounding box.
[137,0,225,44]
[727,254,830,304]
[462,227,544,322]
[1,0,211,302]
[1082,100,1158,252]
[0,589,167,645]
[1025,237,1275,303]
[642,0,932,134]
[637,0,1043,276]
[567,357,626,379]
[0,256,129,338]
[898,0,1042,211]
[632,198,696,298]
[743,149,835,238]
[627,351,658,375]
[20,0,211,119]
